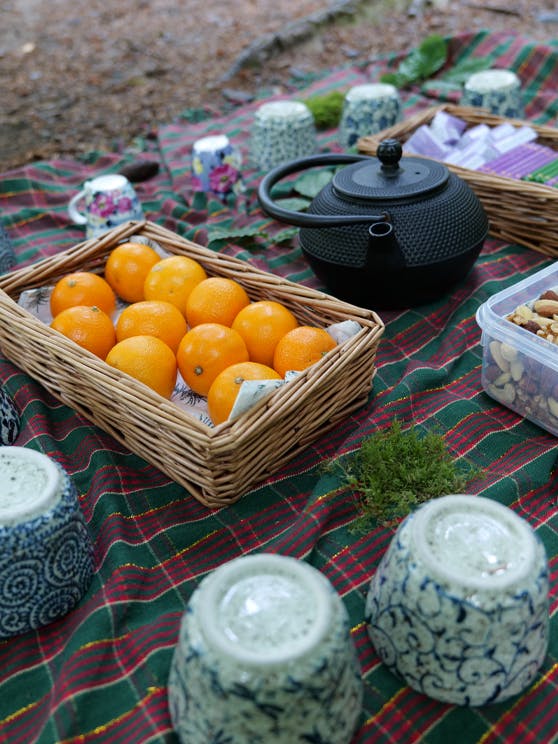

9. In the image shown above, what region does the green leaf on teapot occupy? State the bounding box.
[293,170,334,198]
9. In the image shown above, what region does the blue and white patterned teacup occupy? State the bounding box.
[461,69,524,119]
[365,494,549,706]
[191,134,243,196]
[250,100,317,171]
[339,83,401,149]
[68,174,144,239]
[168,553,363,744]
[0,447,94,638]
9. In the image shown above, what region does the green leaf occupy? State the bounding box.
[206,224,265,249]
[273,227,299,243]
[293,170,333,198]
[440,56,495,85]
[270,181,296,199]
[380,34,448,89]
[275,197,311,212]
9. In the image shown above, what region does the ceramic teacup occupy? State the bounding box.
[0,222,15,275]
[191,134,243,195]
[250,100,317,171]
[461,69,525,119]
[339,83,401,149]
[0,447,94,638]
[168,553,363,744]
[68,173,144,239]
[365,494,549,706]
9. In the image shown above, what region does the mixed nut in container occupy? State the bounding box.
[476,261,558,435]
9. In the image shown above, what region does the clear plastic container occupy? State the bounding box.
[476,261,558,436]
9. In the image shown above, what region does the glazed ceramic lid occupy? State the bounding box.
[198,553,333,666]
[0,446,62,527]
[411,494,538,591]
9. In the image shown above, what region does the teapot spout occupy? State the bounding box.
[367,220,405,271]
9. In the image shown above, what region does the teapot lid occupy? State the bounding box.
[333,139,449,201]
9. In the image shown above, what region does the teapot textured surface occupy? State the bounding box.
[257,140,489,308]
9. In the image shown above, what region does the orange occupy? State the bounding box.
[273,325,337,376]
[50,305,116,359]
[176,323,249,396]
[105,335,177,398]
[115,300,187,354]
[143,255,207,316]
[104,241,161,303]
[207,361,281,425]
[231,300,299,367]
[50,271,116,318]
[185,276,250,328]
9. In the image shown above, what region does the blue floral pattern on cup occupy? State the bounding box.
[0,388,20,445]
[339,83,401,149]
[461,69,525,119]
[250,101,317,171]
[365,496,549,706]
[0,453,94,638]
[168,554,363,743]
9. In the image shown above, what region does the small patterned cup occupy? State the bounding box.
[168,553,363,744]
[0,222,16,275]
[0,447,94,638]
[339,83,401,149]
[68,174,144,239]
[191,134,243,196]
[461,69,524,119]
[366,494,549,706]
[250,101,317,171]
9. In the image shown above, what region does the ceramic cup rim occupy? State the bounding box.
[345,83,399,102]
[197,553,333,667]
[464,68,521,93]
[410,494,537,592]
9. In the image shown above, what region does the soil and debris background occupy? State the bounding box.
[1,0,558,173]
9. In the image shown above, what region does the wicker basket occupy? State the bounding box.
[0,221,384,508]
[358,103,558,258]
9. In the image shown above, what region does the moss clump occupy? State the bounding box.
[302,91,345,130]
[340,420,482,528]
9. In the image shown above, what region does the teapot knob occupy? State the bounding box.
[377,139,402,172]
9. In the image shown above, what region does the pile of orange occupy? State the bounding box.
[47,241,338,422]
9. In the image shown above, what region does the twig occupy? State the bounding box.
[463,2,521,16]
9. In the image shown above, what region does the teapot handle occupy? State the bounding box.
[257,153,388,227]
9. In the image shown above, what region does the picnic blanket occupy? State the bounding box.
[0,29,557,744]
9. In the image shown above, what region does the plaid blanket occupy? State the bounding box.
[0,30,557,744]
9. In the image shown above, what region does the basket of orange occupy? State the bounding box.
[0,221,384,507]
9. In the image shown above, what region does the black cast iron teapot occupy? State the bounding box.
[257,139,489,309]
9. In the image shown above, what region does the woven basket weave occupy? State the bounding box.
[0,221,384,508]
[358,103,558,258]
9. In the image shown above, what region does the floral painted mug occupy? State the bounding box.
[68,174,144,239]
[191,135,243,196]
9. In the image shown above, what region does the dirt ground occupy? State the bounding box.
[1,0,558,172]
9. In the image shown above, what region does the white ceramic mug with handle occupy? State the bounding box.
[68,173,144,238]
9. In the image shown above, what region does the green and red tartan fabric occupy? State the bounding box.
[0,30,557,744]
